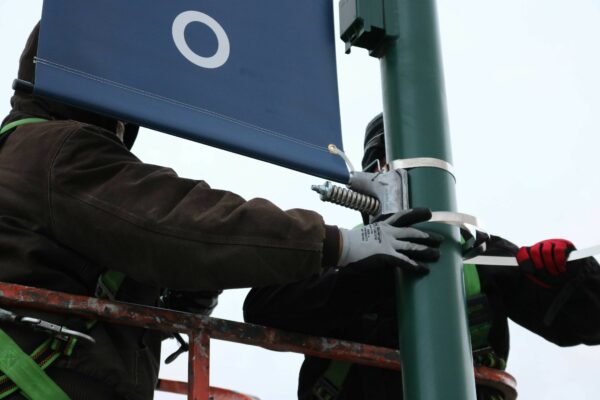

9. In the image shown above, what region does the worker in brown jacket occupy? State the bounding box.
[0,24,443,400]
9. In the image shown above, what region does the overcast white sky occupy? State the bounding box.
[1,1,599,399]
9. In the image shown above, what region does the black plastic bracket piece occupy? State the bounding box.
[339,0,399,57]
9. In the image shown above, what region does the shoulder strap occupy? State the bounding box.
[0,118,48,136]
[95,270,126,300]
[464,264,506,369]
[313,360,352,400]
[464,263,488,348]
[464,263,481,297]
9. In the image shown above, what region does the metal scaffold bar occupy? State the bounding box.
[0,282,516,399]
[189,332,210,400]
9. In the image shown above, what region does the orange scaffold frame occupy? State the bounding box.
[0,282,517,400]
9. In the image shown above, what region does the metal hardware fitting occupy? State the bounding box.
[314,145,409,217]
[312,169,409,218]
[0,306,95,344]
[328,144,356,173]
[429,211,481,230]
[312,181,380,215]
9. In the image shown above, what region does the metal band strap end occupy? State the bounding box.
[389,157,455,180]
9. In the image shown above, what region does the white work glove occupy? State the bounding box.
[337,208,443,275]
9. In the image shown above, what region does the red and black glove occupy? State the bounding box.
[516,239,576,289]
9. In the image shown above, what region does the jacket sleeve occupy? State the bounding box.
[506,258,600,347]
[244,271,340,335]
[48,124,330,291]
[478,236,600,347]
[244,257,397,337]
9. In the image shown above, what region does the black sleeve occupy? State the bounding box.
[243,271,339,336]
[243,257,397,338]
[478,235,600,347]
[509,257,600,347]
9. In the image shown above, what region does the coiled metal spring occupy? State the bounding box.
[311,181,380,215]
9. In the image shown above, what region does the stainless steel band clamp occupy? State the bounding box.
[389,158,456,181]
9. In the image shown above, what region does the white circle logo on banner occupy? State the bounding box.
[172,11,230,69]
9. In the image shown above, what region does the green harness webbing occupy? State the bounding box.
[0,118,47,136]
[464,262,488,350]
[464,263,480,297]
[313,360,352,400]
[465,263,506,370]
[0,264,123,400]
[95,270,126,300]
[0,331,69,400]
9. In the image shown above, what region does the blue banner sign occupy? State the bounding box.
[36,0,348,182]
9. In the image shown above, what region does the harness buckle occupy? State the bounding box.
[0,306,95,344]
[19,317,96,344]
[313,376,340,400]
[95,278,116,300]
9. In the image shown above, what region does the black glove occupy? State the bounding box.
[516,239,576,288]
[161,289,222,316]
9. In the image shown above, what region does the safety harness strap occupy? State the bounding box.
[464,263,480,297]
[0,268,127,398]
[0,118,48,136]
[464,263,490,351]
[313,360,352,400]
[95,270,126,300]
[465,264,507,370]
[0,330,69,400]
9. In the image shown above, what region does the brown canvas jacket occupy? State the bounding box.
[0,110,332,399]
[0,22,341,399]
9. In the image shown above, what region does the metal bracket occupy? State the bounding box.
[348,169,409,217]
[312,168,409,219]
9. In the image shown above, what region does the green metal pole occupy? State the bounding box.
[379,1,476,399]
